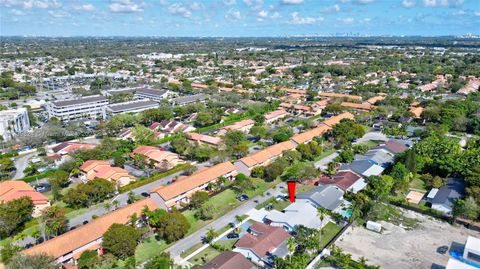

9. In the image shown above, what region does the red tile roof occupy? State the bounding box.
[235,222,290,258]
[0,181,49,205]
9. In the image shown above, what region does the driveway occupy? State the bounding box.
[354,131,387,145]
[166,182,287,260]
[12,152,36,180]
[314,152,339,170]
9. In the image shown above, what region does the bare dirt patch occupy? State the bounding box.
[336,209,478,269]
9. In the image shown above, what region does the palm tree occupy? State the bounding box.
[205,228,218,244]
[103,202,112,212]
[286,237,296,263]
[317,208,326,250]
[112,200,120,209]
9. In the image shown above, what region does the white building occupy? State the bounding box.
[0,107,31,140]
[47,95,109,122]
[105,100,159,118]
[134,88,170,102]
[446,236,480,269]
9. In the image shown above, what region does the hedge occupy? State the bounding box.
[21,170,58,183]
[118,163,190,193]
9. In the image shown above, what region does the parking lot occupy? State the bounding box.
[336,209,479,269]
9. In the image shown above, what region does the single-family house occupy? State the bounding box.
[203,251,257,269]
[316,170,367,193]
[233,222,291,267]
[296,185,345,211]
[427,179,465,215]
[322,112,355,127]
[0,180,50,217]
[339,160,384,178]
[264,201,325,232]
[290,125,331,145]
[354,148,395,167]
[374,140,409,155]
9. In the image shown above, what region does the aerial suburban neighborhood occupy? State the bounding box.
[0,1,480,269]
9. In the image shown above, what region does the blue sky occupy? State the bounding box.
[1,0,479,36]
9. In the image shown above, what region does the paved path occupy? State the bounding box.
[354,131,387,144]
[165,182,287,260]
[12,152,36,179]
[314,152,339,170]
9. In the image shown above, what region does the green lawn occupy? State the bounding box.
[180,242,204,258]
[183,178,280,235]
[135,234,170,263]
[214,239,237,250]
[188,246,221,266]
[319,222,342,249]
[409,176,427,192]
[314,148,336,161]
[255,196,291,211]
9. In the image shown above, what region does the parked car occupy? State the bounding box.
[229,222,236,228]
[226,233,239,239]
[236,194,249,201]
[141,192,150,197]
[437,246,449,254]
[82,220,89,225]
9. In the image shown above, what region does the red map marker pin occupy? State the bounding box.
[287,180,296,203]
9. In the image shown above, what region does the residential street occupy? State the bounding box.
[12,152,35,179]
[166,182,288,261]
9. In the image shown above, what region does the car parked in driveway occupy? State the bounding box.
[226,233,239,239]
[236,194,249,201]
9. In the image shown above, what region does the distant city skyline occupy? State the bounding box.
[1,0,479,37]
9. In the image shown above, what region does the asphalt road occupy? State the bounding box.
[12,152,36,180]
[166,182,288,260]
[314,151,339,170]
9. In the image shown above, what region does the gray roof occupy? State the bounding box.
[354,149,394,167]
[107,100,158,112]
[171,94,207,105]
[135,88,168,97]
[297,185,344,211]
[52,95,108,107]
[432,179,465,205]
[339,160,384,177]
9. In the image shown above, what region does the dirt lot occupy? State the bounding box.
[336,209,478,269]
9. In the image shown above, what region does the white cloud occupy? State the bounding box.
[1,0,61,9]
[225,8,242,20]
[281,0,304,5]
[258,10,268,18]
[190,2,202,10]
[109,0,144,13]
[243,0,252,5]
[224,0,236,5]
[422,0,463,7]
[402,0,415,8]
[270,11,281,18]
[168,3,192,17]
[475,11,480,16]
[48,10,69,18]
[73,3,95,12]
[9,8,25,15]
[159,0,168,6]
[289,12,321,25]
[323,4,340,13]
[338,17,355,24]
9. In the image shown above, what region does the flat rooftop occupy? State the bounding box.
[51,95,108,107]
[107,100,158,112]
